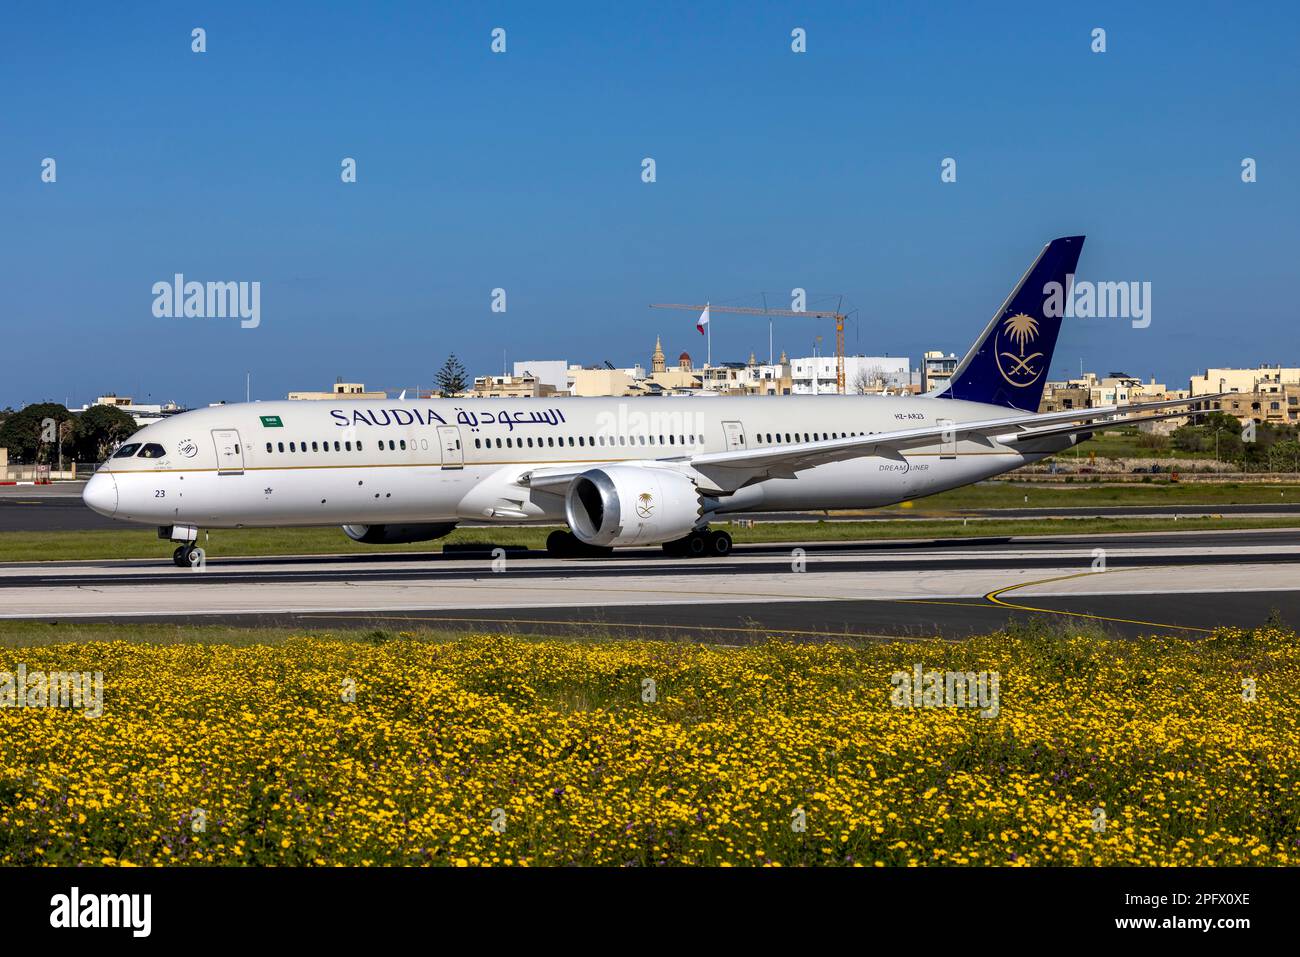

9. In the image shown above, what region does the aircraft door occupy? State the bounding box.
[938,418,957,459]
[722,420,747,451]
[212,429,244,474]
[437,426,464,469]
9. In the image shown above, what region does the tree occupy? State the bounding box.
[435,354,468,397]
[1271,439,1300,473]
[71,404,139,462]
[851,365,890,395]
[0,403,74,464]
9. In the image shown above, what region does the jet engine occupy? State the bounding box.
[564,466,702,547]
[342,523,457,545]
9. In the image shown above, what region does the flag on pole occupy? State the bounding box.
[696,303,710,335]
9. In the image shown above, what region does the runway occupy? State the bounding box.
[4,482,1300,532]
[2,527,1297,641]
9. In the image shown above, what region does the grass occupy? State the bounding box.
[1056,429,1208,461]
[879,481,1300,511]
[3,515,1300,563]
[1,620,1296,865]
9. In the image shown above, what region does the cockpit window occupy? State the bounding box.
[112,443,142,458]
[137,443,167,458]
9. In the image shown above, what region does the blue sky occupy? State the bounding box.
[2,1,1296,408]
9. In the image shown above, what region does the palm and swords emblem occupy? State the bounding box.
[996,312,1044,385]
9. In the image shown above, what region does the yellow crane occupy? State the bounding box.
[649,302,849,394]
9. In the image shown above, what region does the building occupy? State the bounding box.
[791,355,912,395]
[651,337,667,374]
[288,380,387,401]
[646,342,702,391]
[742,352,794,396]
[511,360,569,394]
[469,373,561,399]
[1038,382,1091,413]
[75,394,186,427]
[1190,365,1300,397]
[1037,373,1190,429]
[567,367,639,397]
[921,351,959,393]
[1206,386,1300,426]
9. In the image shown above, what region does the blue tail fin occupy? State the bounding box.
[934,236,1085,411]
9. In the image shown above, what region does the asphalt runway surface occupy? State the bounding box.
[2,527,1297,642]
[3,482,1300,532]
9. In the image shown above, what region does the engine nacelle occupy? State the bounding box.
[342,523,457,545]
[564,466,701,547]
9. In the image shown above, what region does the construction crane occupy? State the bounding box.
[650,302,850,394]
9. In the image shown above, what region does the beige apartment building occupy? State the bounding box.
[1190,365,1300,397]
[1207,385,1300,426]
[288,381,387,400]
[469,373,561,399]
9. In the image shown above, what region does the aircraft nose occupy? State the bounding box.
[83,471,118,517]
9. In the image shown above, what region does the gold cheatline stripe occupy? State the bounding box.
[107,450,1009,475]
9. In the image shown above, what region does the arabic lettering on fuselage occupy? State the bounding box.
[329,407,567,433]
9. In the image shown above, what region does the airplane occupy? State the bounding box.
[83,236,1216,566]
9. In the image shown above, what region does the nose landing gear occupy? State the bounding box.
[171,544,206,568]
[160,525,203,568]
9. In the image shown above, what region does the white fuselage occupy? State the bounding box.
[82,395,1072,529]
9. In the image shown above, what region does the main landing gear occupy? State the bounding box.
[171,543,206,568]
[662,528,732,559]
[544,527,733,560]
[546,530,614,558]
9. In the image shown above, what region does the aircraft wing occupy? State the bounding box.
[685,394,1221,488]
[520,394,1220,494]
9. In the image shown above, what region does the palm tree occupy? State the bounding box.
[1003,313,1039,357]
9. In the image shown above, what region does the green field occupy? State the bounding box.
[3,514,1300,563]
[1051,428,1205,461]
[879,481,1300,511]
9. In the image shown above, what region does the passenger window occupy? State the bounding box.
[321,441,328,453]
[112,444,141,458]
[345,441,352,451]
[357,441,363,450]
[475,439,481,449]
[290,442,296,452]
[389,440,396,450]
[399,440,407,450]
[334,441,341,451]
[265,442,272,453]
[278,442,285,453]
[496,438,502,448]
